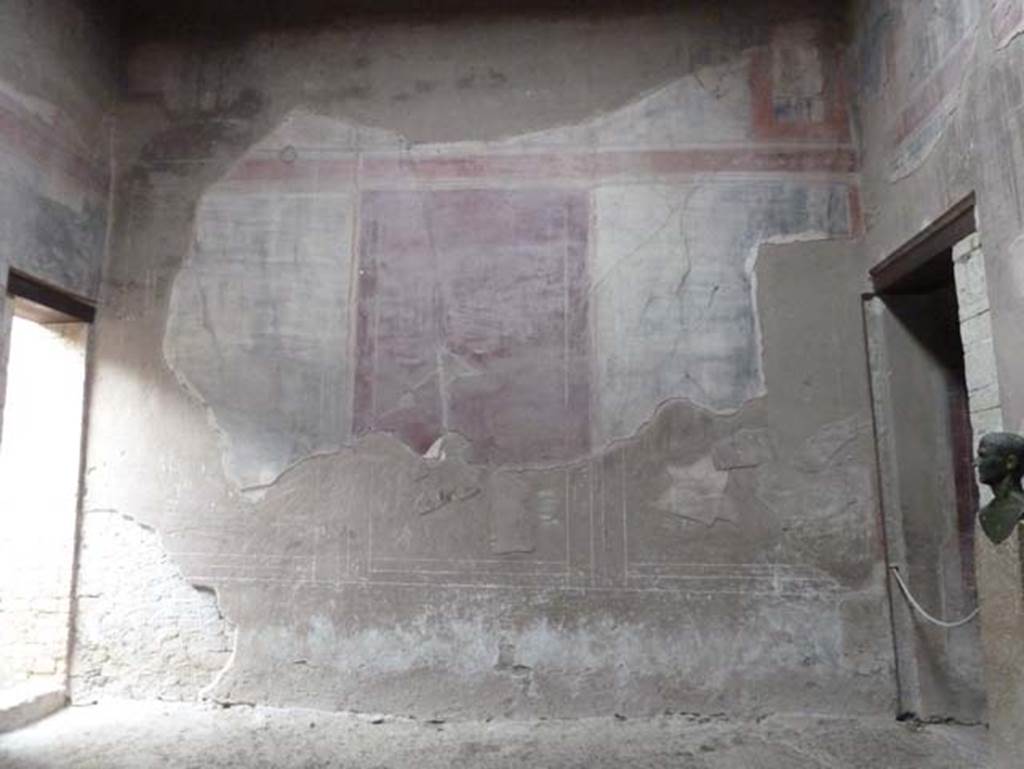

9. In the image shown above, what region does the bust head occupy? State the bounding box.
[976,432,1024,488]
[977,432,1024,544]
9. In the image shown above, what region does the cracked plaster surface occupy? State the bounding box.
[88,17,887,718]
[164,46,855,488]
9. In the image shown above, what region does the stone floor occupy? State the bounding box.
[0,700,990,768]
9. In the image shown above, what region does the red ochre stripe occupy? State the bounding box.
[226,146,857,184]
[890,34,975,147]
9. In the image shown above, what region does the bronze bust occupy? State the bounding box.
[976,432,1024,545]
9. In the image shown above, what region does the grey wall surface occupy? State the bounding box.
[0,0,114,422]
[0,0,113,295]
[74,3,894,719]
[850,0,1024,764]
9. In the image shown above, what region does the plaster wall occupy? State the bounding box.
[78,3,892,718]
[0,0,114,427]
[850,0,1024,763]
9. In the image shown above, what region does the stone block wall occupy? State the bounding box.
[71,511,234,702]
[953,233,1003,440]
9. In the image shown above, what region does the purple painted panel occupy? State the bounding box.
[354,189,590,464]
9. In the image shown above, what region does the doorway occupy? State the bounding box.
[0,272,93,716]
[864,199,987,723]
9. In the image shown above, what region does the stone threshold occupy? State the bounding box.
[0,680,66,733]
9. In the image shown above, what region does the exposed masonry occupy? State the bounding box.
[952,233,1004,450]
[0,565,71,689]
[70,511,235,703]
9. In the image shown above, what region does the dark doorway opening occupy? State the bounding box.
[863,198,987,723]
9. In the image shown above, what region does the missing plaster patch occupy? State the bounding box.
[71,511,235,703]
[653,455,735,527]
[591,181,853,446]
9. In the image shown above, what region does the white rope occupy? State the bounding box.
[889,566,980,629]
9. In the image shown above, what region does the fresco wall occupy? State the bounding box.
[78,5,891,718]
[164,85,857,489]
